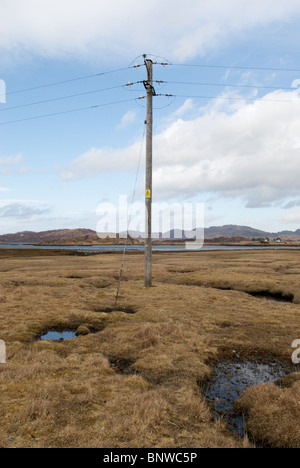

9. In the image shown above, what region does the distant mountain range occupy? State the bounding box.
[0,229,98,245]
[204,225,300,239]
[0,225,300,245]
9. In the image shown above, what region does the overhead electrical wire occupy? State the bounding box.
[2,78,298,117]
[156,93,300,104]
[0,97,141,126]
[157,80,299,92]
[170,63,300,73]
[0,82,142,113]
[2,58,300,127]
[6,60,300,98]
[2,91,300,127]
[6,66,136,96]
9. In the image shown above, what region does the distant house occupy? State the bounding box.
[253,237,270,243]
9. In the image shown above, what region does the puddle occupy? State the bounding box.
[259,297,290,304]
[249,292,294,304]
[65,275,85,279]
[40,330,77,341]
[202,359,293,439]
[94,306,137,315]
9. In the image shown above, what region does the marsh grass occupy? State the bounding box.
[235,377,300,448]
[0,249,300,447]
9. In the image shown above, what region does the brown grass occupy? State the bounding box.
[236,375,300,448]
[0,248,300,447]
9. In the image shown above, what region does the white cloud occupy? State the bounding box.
[1,0,300,62]
[0,203,51,219]
[0,154,23,166]
[0,200,52,234]
[0,153,29,175]
[61,139,144,181]
[167,99,194,120]
[284,199,300,209]
[117,110,137,129]
[152,89,300,205]
[62,88,300,207]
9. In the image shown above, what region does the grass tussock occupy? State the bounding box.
[236,379,300,448]
[0,249,300,447]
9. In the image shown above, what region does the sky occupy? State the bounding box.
[1,0,300,235]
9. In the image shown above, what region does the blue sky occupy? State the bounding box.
[1,0,300,235]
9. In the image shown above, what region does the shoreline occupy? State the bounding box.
[0,246,300,259]
[1,240,300,248]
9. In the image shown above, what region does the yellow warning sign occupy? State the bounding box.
[146,190,151,199]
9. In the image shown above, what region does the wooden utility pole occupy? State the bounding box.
[144,58,155,288]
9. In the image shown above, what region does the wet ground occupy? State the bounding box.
[249,292,294,304]
[40,330,77,341]
[203,359,294,439]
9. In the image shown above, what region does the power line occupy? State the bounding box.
[2,90,300,127]
[171,63,300,73]
[6,66,136,96]
[132,59,300,73]
[0,82,141,113]
[157,93,300,104]
[6,60,300,98]
[157,80,299,92]
[0,97,141,126]
[3,58,300,127]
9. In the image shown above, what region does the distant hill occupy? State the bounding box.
[0,225,299,245]
[0,229,99,245]
[203,225,273,239]
[278,229,300,236]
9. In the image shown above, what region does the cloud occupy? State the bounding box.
[0,202,52,234]
[166,99,194,121]
[0,203,51,219]
[0,153,29,175]
[61,139,145,181]
[150,89,300,205]
[284,199,300,209]
[0,154,23,166]
[62,88,300,207]
[1,0,300,62]
[117,110,137,129]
